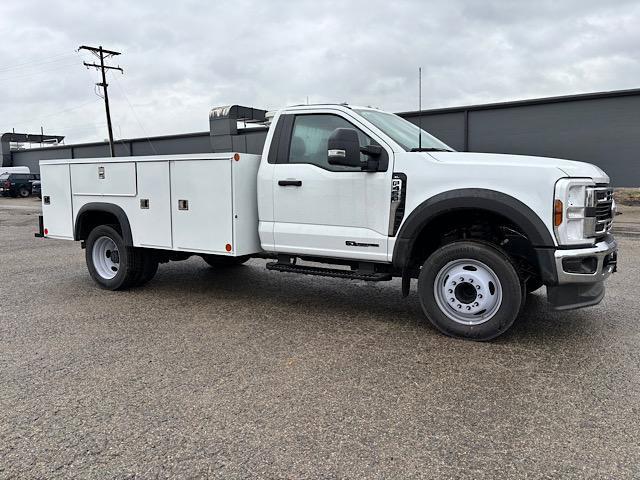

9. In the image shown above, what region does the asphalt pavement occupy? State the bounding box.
[1,197,639,479]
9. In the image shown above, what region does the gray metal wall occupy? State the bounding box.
[10,132,212,173]
[400,90,640,187]
[10,89,640,187]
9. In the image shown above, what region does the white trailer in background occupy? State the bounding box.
[0,166,30,175]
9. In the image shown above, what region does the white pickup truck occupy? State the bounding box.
[37,104,617,340]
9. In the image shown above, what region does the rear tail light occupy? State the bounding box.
[3,181,10,188]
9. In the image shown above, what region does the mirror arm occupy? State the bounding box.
[361,158,379,172]
[360,145,382,157]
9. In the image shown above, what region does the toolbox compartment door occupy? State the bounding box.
[134,161,172,248]
[40,163,74,239]
[170,159,233,254]
[70,162,137,196]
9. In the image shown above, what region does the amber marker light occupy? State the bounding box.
[554,199,563,226]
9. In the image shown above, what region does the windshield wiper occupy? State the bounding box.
[410,147,453,152]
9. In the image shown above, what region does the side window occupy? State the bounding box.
[288,114,373,171]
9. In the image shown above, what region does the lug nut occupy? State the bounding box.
[478,294,483,299]
[466,306,471,310]
[476,285,481,289]
[469,279,473,283]
[448,289,453,294]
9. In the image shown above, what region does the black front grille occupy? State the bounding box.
[596,204,611,218]
[591,187,614,235]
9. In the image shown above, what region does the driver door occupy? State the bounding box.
[271,112,392,262]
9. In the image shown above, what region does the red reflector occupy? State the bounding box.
[225,243,232,252]
[233,153,240,161]
[44,228,48,235]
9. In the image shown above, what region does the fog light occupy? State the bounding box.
[562,256,597,274]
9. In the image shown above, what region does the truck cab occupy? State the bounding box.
[38,104,618,341]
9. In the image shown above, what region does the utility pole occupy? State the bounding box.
[78,45,123,157]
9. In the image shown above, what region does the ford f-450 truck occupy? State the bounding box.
[37,104,617,340]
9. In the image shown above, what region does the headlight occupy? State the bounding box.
[554,178,596,245]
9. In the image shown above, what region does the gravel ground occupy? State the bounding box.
[1,197,639,479]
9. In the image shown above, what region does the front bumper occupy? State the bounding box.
[554,235,617,284]
[546,235,617,310]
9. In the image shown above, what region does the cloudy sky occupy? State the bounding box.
[1,0,639,143]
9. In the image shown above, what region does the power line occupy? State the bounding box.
[0,60,80,82]
[0,99,102,133]
[78,45,123,157]
[0,52,76,73]
[112,75,157,155]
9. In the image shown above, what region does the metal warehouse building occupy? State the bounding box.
[2,88,639,187]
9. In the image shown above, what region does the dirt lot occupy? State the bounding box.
[1,197,639,479]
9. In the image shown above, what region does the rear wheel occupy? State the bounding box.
[202,255,250,267]
[134,250,159,287]
[85,225,144,290]
[418,241,523,341]
[18,186,30,198]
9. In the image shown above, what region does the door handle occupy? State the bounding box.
[278,180,302,187]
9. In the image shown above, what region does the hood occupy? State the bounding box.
[427,152,610,184]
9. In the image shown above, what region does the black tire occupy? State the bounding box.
[85,225,143,290]
[133,249,159,287]
[417,241,523,341]
[18,186,30,198]
[202,255,250,267]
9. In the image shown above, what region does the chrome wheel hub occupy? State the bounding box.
[433,259,502,325]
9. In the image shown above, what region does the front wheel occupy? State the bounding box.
[418,241,523,341]
[18,186,31,198]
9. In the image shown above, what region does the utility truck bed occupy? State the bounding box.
[40,153,261,256]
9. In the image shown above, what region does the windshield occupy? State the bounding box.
[354,108,453,152]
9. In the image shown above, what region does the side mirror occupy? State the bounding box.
[327,128,361,167]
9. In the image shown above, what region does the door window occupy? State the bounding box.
[288,114,374,171]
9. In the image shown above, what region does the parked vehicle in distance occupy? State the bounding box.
[0,172,40,197]
[31,180,41,199]
[0,166,30,176]
[37,103,617,341]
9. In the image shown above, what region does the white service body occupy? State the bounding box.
[40,153,261,256]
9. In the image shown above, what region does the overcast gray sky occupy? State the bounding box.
[1,0,639,143]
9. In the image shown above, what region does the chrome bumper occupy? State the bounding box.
[554,235,617,284]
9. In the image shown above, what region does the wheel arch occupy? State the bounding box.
[392,188,556,272]
[74,202,133,246]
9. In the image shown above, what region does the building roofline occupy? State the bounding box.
[398,87,640,117]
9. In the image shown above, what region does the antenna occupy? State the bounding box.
[418,66,422,150]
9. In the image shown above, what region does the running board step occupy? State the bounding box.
[266,262,392,281]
